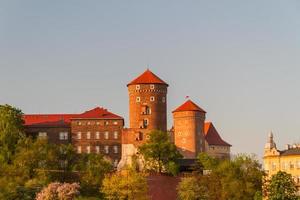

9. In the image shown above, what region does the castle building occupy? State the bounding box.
[23,69,231,168]
[24,107,124,166]
[263,133,300,194]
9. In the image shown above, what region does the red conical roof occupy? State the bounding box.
[172,100,206,113]
[127,69,168,86]
[204,122,231,146]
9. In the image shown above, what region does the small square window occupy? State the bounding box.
[59,132,68,140]
[150,84,155,89]
[77,122,82,126]
[87,121,91,125]
[114,131,118,139]
[86,146,90,154]
[95,146,100,154]
[136,97,141,102]
[96,121,100,125]
[104,146,109,154]
[104,131,109,139]
[136,85,140,90]
[77,146,81,154]
[113,121,118,125]
[113,146,118,154]
[86,132,91,139]
[77,132,82,140]
[95,132,100,139]
[150,96,155,102]
[38,132,47,138]
[104,121,109,126]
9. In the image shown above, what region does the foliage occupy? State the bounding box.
[177,176,207,200]
[138,130,182,174]
[74,154,112,197]
[178,154,265,200]
[267,171,298,200]
[0,104,25,164]
[101,168,148,200]
[35,182,80,200]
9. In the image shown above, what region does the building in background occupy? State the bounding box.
[24,107,124,166]
[263,133,300,194]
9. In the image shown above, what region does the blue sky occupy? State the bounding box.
[1,0,300,158]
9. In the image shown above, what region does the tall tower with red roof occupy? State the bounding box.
[172,100,206,159]
[127,69,168,132]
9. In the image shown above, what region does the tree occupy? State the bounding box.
[267,171,298,200]
[74,153,112,197]
[138,130,182,174]
[35,182,80,200]
[177,176,207,200]
[101,168,148,200]
[0,104,25,164]
[177,154,264,200]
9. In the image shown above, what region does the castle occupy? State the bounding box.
[23,69,231,167]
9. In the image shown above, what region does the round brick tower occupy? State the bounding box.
[127,69,168,132]
[172,100,206,159]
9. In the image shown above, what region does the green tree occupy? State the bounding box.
[101,168,148,200]
[0,104,25,164]
[177,176,207,200]
[267,171,298,200]
[75,154,112,197]
[138,130,182,174]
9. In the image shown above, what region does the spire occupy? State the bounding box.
[265,131,276,149]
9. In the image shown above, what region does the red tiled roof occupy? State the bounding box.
[23,107,123,126]
[127,69,168,86]
[74,107,123,119]
[204,122,231,147]
[172,100,206,113]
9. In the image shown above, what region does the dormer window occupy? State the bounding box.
[136,85,140,90]
[150,84,155,89]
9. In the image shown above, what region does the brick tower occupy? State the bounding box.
[127,69,168,132]
[172,100,206,159]
[118,69,168,169]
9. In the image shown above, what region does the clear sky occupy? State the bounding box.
[1,1,300,159]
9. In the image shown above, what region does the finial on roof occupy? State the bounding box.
[185,95,190,99]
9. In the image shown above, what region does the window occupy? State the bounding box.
[113,121,118,125]
[104,146,109,154]
[95,132,100,139]
[136,97,141,102]
[77,146,81,154]
[150,84,155,89]
[38,132,47,138]
[297,160,300,169]
[114,159,118,167]
[87,132,91,139]
[104,121,109,126]
[272,162,277,171]
[104,131,109,139]
[95,146,100,154]
[142,105,151,115]
[86,146,90,154]
[77,132,81,140]
[96,121,100,125]
[143,119,149,128]
[59,132,68,140]
[87,121,91,125]
[77,122,82,125]
[114,146,118,154]
[162,97,166,103]
[136,85,140,90]
[290,162,295,169]
[150,96,155,102]
[114,131,118,139]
